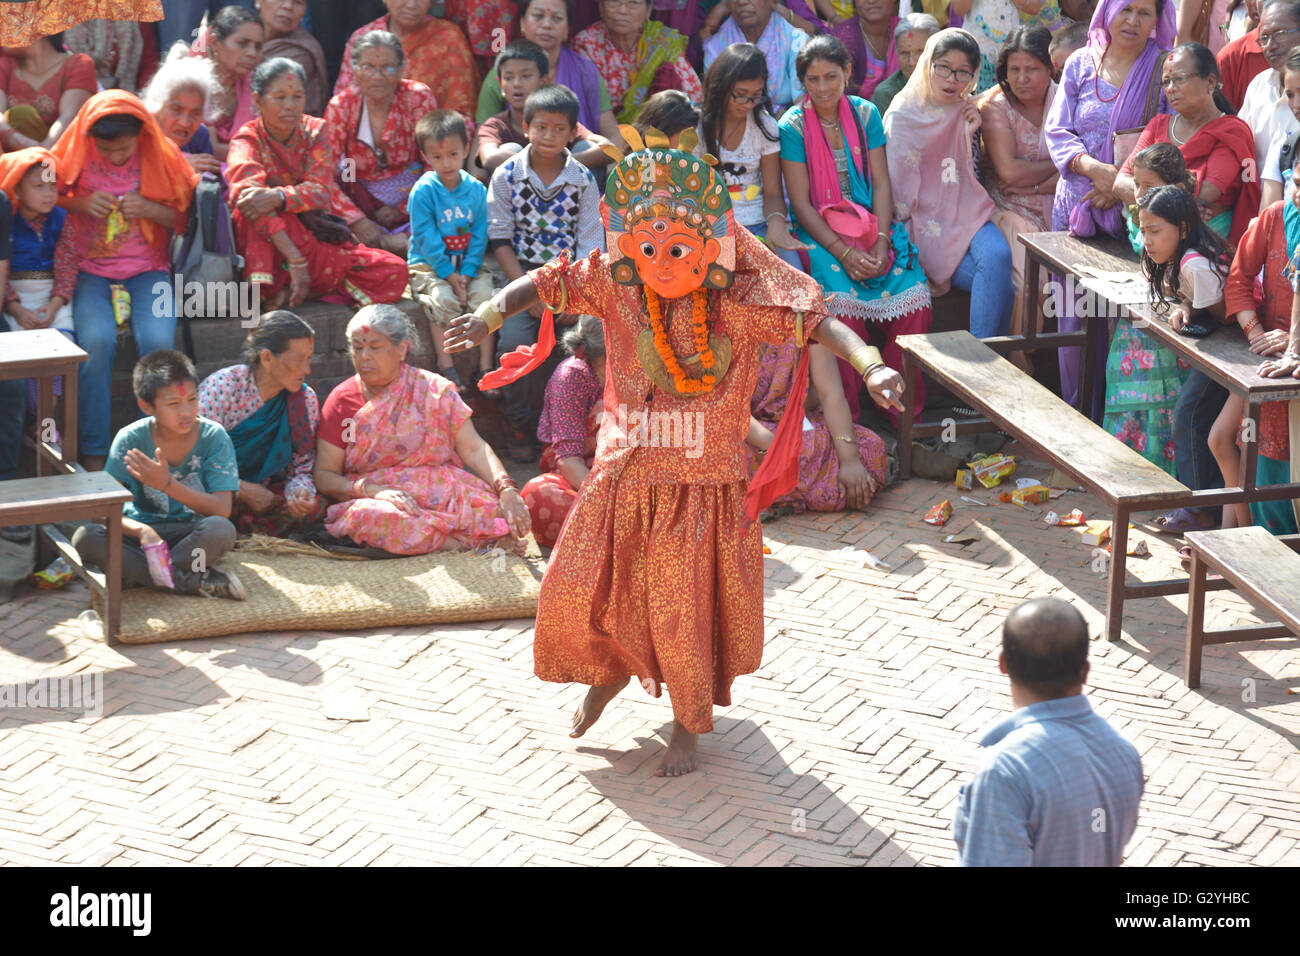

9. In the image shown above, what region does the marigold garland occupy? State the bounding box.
[645,287,717,394]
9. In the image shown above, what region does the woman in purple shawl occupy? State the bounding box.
[1043,0,1174,420]
[832,0,900,100]
[476,0,622,145]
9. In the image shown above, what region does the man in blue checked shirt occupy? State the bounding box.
[953,598,1144,867]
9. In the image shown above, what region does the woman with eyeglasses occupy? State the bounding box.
[779,34,933,425]
[1111,43,1257,245]
[1239,0,1300,175]
[884,29,1014,339]
[1042,0,1174,419]
[698,43,804,262]
[324,30,438,257]
[333,0,478,125]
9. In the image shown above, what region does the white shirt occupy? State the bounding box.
[1240,68,1298,176]
[1179,253,1225,311]
[695,111,781,228]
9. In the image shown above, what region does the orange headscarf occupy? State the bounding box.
[0,147,57,211]
[51,90,199,251]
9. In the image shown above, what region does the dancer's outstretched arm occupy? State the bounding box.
[444,275,541,353]
[810,316,906,414]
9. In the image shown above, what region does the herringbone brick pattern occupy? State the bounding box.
[1,441,1297,866]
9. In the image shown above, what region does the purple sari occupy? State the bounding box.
[1044,0,1176,238]
[554,46,604,132]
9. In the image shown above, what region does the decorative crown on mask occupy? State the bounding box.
[599,124,737,290]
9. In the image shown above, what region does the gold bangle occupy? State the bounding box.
[847,344,884,379]
[475,299,505,333]
[833,434,855,444]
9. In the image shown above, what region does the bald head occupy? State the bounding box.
[1002,598,1089,699]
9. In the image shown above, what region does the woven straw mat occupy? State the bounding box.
[94,536,545,644]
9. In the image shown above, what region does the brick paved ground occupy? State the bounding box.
[1,441,1297,866]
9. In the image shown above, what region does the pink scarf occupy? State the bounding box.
[882,29,995,286]
[803,93,867,212]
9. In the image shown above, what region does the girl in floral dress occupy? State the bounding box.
[1103,148,1203,476]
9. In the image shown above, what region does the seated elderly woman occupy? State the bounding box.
[141,45,222,176]
[572,0,703,124]
[259,0,329,116]
[198,311,327,537]
[325,30,440,258]
[521,314,605,548]
[744,339,889,513]
[314,305,532,555]
[190,6,265,161]
[227,58,410,311]
[0,32,96,149]
[334,0,478,124]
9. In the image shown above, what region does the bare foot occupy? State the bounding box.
[570,677,628,738]
[654,720,698,777]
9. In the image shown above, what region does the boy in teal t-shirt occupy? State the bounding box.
[72,350,246,600]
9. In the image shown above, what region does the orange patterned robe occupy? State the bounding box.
[529,229,828,734]
[0,0,160,46]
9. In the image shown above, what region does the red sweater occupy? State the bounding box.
[1217,28,1269,115]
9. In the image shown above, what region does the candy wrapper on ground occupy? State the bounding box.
[924,499,953,526]
[1044,508,1086,527]
[30,557,74,589]
[954,468,973,490]
[1012,483,1050,507]
[971,454,1016,488]
[1107,539,1149,557]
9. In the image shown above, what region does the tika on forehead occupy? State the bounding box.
[601,125,737,292]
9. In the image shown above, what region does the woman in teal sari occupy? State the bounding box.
[779,34,932,426]
[197,310,327,536]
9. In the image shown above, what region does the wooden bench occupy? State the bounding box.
[1183,526,1300,688]
[898,330,1191,642]
[0,472,133,640]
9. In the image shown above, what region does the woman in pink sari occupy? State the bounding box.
[314,305,531,555]
[744,340,889,513]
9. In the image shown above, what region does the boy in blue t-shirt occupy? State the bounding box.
[72,349,246,600]
[408,110,495,392]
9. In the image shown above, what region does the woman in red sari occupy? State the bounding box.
[333,0,478,124]
[325,30,438,258]
[227,58,409,311]
[1113,42,1259,246]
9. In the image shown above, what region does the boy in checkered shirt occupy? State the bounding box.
[486,84,604,461]
[408,110,494,391]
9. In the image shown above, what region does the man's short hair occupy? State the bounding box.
[415,109,469,151]
[133,349,197,404]
[524,84,579,127]
[496,39,549,80]
[1002,597,1090,697]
